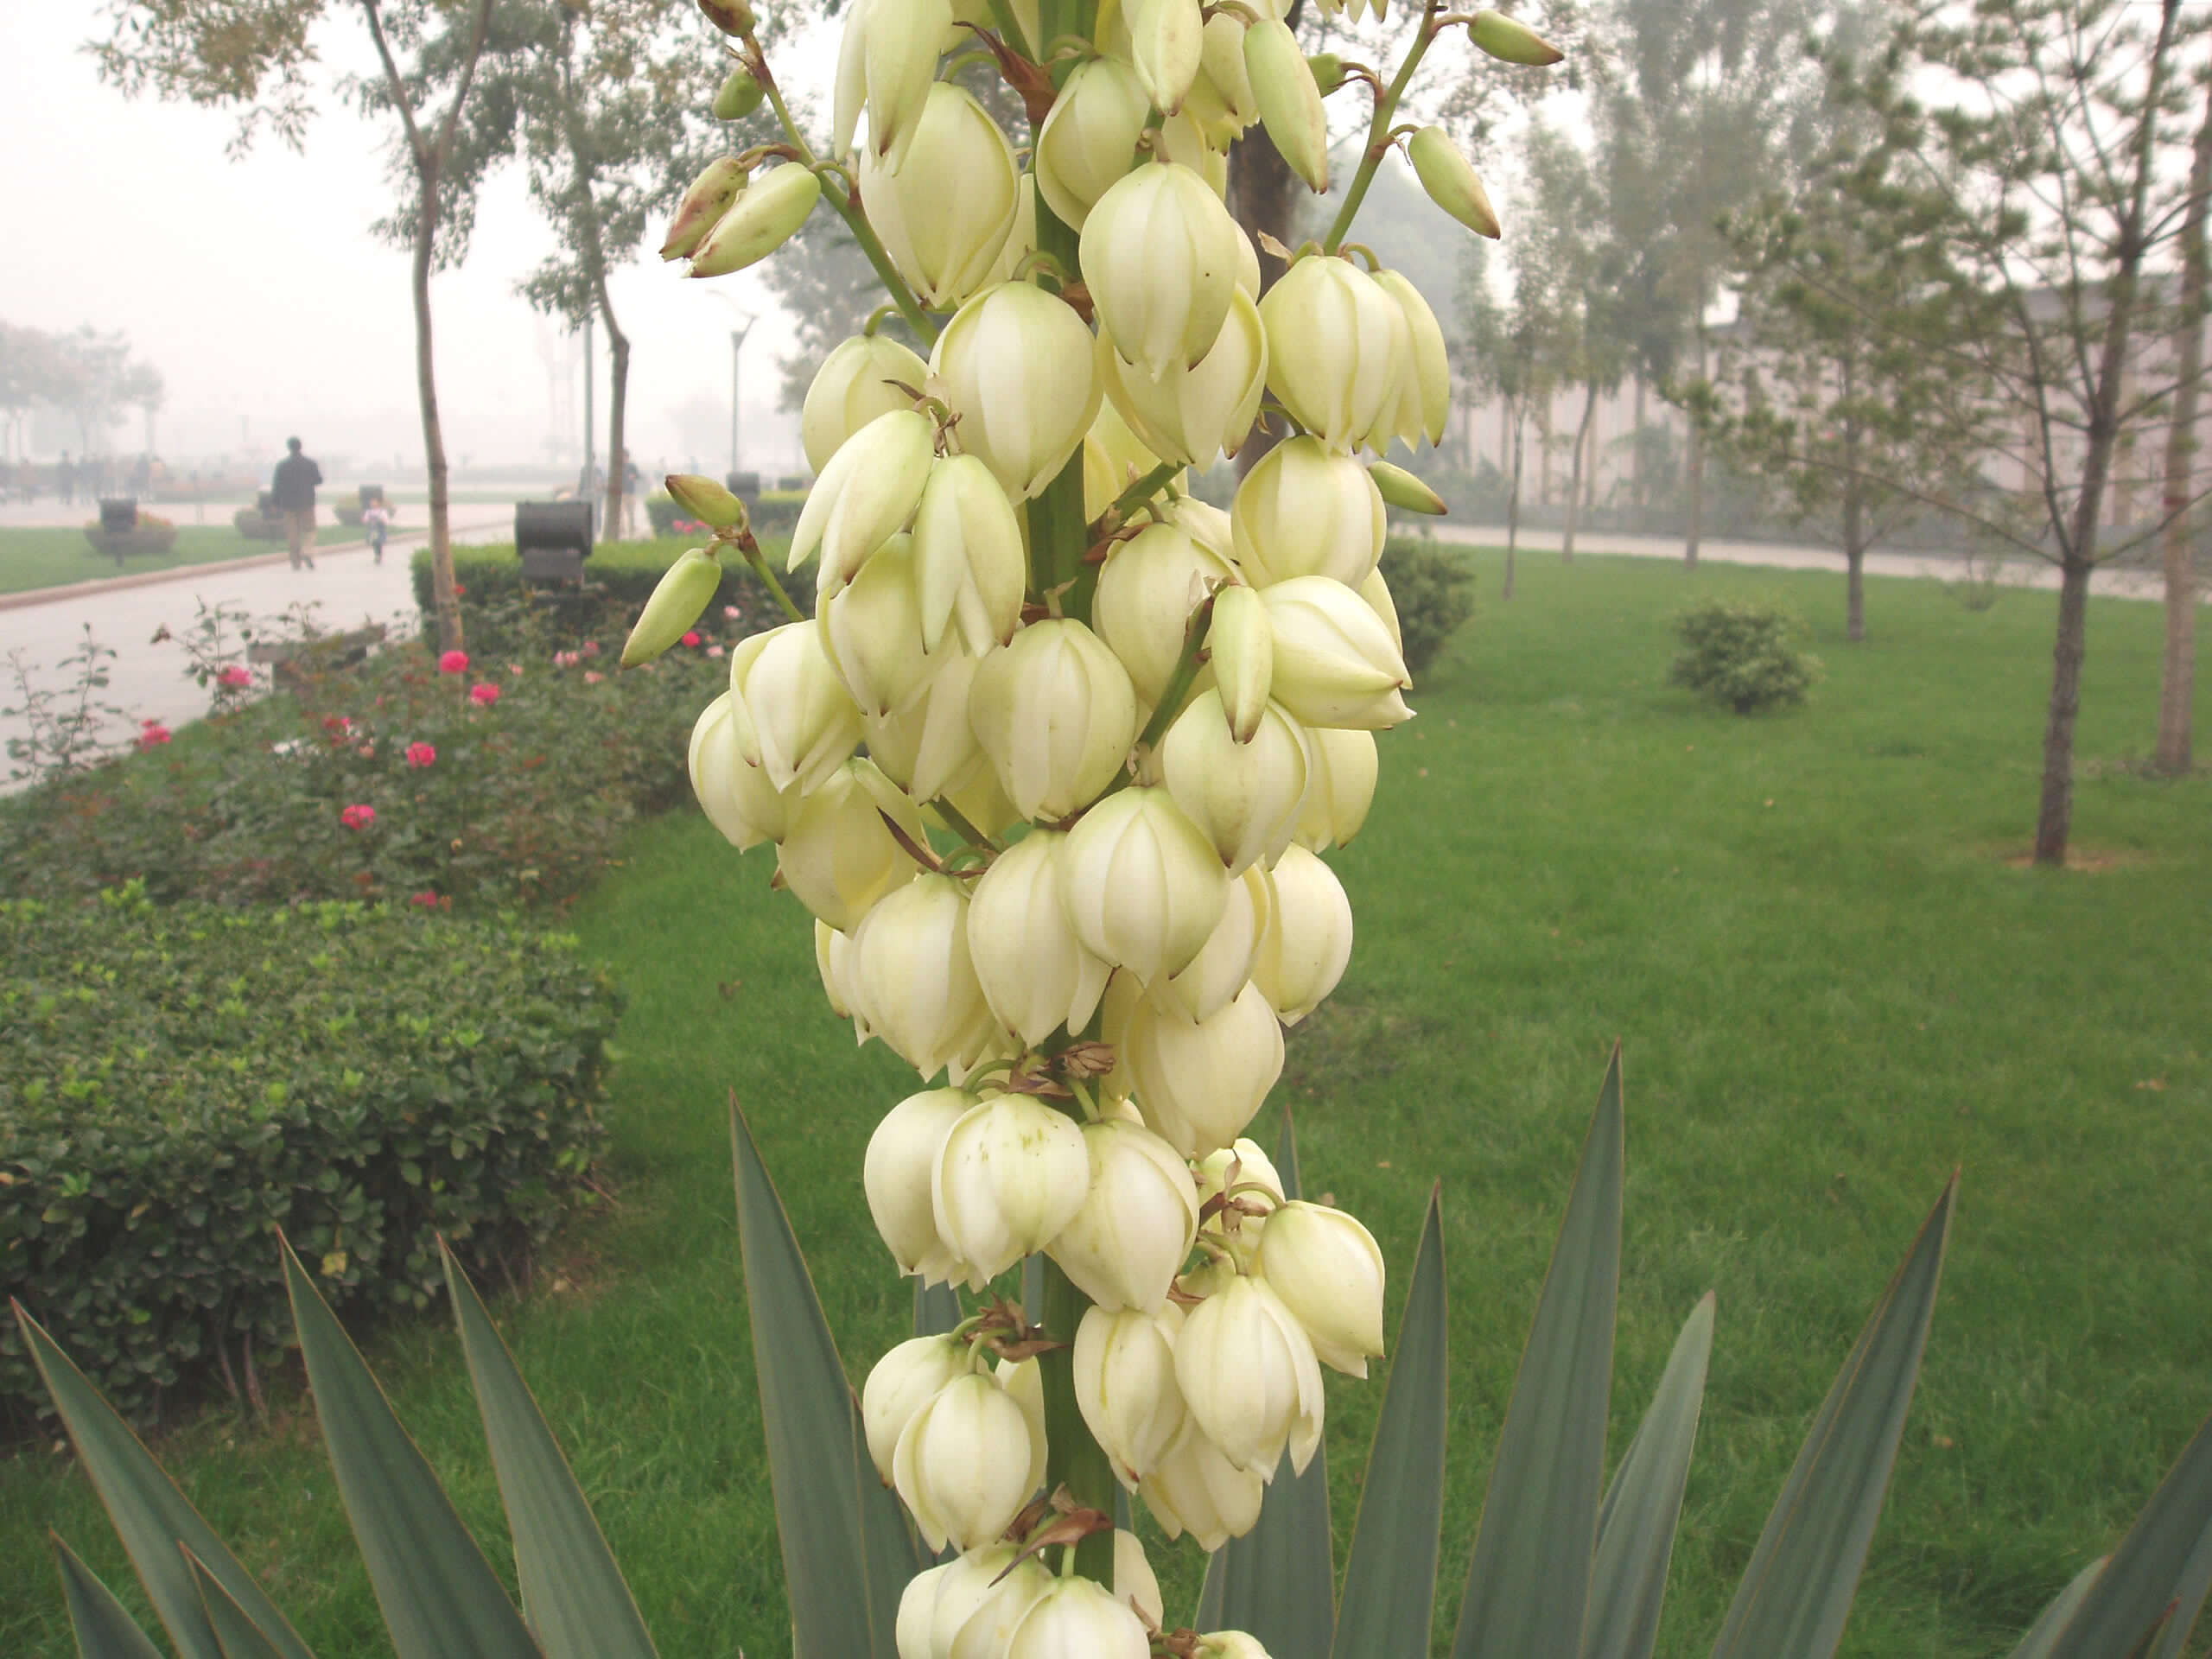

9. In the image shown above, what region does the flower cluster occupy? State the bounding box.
[340,803,377,830]
[655,0,1555,1649]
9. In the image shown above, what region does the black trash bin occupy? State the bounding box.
[515,499,595,583]
[98,498,138,533]
[724,470,763,508]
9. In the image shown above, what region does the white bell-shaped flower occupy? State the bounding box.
[1293,725,1379,850]
[966,829,1112,1046]
[1092,523,1234,707]
[987,172,1040,287]
[848,874,990,1078]
[788,407,936,591]
[1074,1305,1187,1490]
[1083,397,1175,523]
[918,1546,1052,1659]
[1373,268,1450,448]
[1116,1529,1165,1628]
[832,0,951,167]
[1125,0,1204,112]
[1140,1421,1265,1549]
[1160,690,1308,876]
[1359,564,1402,657]
[728,620,865,794]
[1199,1632,1274,1659]
[1049,1118,1200,1311]
[1156,105,1230,199]
[815,918,861,1026]
[1159,493,1236,565]
[859,84,1020,310]
[863,1335,974,1483]
[1122,980,1283,1158]
[1034,58,1151,231]
[933,1093,1092,1284]
[995,1355,1051,1503]
[1207,585,1274,744]
[1159,862,1272,1023]
[1058,786,1230,984]
[775,757,926,931]
[866,1087,979,1281]
[863,652,986,804]
[932,281,1103,502]
[1250,843,1352,1024]
[968,620,1139,821]
[689,691,794,850]
[1261,576,1414,730]
[821,533,943,716]
[1231,436,1387,588]
[803,334,929,475]
[1255,1199,1386,1376]
[1099,288,1268,469]
[895,1559,956,1659]
[1193,1137,1285,1211]
[1173,1273,1324,1479]
[1081,162,1243,382]
[892,1370,1039,1552]
[1258,256,1410,454]
[912,454,1026,654]
[1007,1576,1150,1659]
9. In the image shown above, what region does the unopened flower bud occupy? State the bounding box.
[1256,1199,1385,1376]
[1259,257,1412,454]
[848,874,989,1078]
[1200,1633,1274,1659]
[1207,585,1274,741]
[1160,862,1271,1022]
[1232,436,1386,588]
[1243,19,1329,192]
[1076,1306,1188,1488]
[912,454,1025,653]
[689,691,793,850]
[1034,58,1152,230]
[1306,51,1347,93]
[1250,842,1351,1023]
[1193,1137,1285,1211]
[864,1335,973,1482]
[866,1087,977,1281]
[729,620,865,792]
[775,756,925,930]
[1059,787,1230,984]
[1141,1421,1264,1549]
[1471,10,1566,64]
[1122,980,1283,1158]
[859,84,1020,310]
[932,283,1103,503]
[802,334,930,475]
[1174,1274,1323,1479]
[965,829,1111,1045]
[1372,269,1451,448]
[1050,1119,1200,1311]
[697,0,756,35]
[788,407,936,589]
[668,473,746,529]
[968,620,1138,820]
[1294,725,1379,849]
[1007,1575,1150,1659]
[1369,461,1447,515]
[625,547,723,669]
[893,1370,1039,1551]
[1261,576,1414,730]
[1083,162,1243,382]
[1160,691,1307,875]
[712,65,766,120]
[1192,14,1260,136]
[934,1093,1092,1284]
[1127,0,1204,112]
[1092,524,1234,706]
[660,156,747,259]
[1408,125,1501,238]
[1100,289,1268,469]
[687,161,821,277]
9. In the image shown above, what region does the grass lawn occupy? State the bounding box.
[0,525,367,596]
[3,550,2209,1656]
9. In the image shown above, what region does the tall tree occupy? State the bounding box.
[1462,239,1561,600]
[2153,73,2211,776]
[96,0,494,652]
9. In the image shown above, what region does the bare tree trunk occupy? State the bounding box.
[1632,374,1647,520]
[1842,397,1866,644]
[1684,325,1707,569]
[1563,380,1598,563]
[1504,397,1523,601]
[559,20,632,546]
[2034,557,2095,862]
[2154,77,2212,775]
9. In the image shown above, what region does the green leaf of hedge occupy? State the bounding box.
[1708,1173,1957,1659]
[2040,1407,2212,1659]
[442,1244,658,1659]
[18,1304,312,1659]
[52,1536,163,1659]
[1331,1185,1450,1659]
[1581,1293,1716,1659]
[279,1239,540,1659]
[1193,1110,1333,1657]
[1451,1044,1625,1659]
[732,1099,921,1659]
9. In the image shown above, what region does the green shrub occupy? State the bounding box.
[1669,595,1822,713]
[0,620,734,913]
[0,885,620,1425]
[1379,535,1477,673]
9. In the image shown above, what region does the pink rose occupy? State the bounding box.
[508,663,524,677]
[406,742,435,768]
[410,890,440,908]
[706,644,726,658]
[137,721,172,750]
[470,683,500,706]
[439,650,469,674]
[217,664,252,689]
[580,639,601,658]
[722,605,741,619]
[582,670,604,685]
[341,804,376,829]
[681,631,702,647]
[554,650,580,669]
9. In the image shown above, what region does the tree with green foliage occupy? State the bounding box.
[93,0,494,652]
[1462,238,1560,600]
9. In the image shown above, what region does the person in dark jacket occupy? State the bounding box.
[272,437,323,570]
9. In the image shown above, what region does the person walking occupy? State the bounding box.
[271,436,323,571]
[362,498,391,564]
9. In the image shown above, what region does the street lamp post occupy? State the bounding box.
[715,296,758,482]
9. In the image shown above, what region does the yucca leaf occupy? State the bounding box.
[441,1244,658,1659]
[1450,1044,1626,1659]
[1582,1293,1716,1659]
[183,1549,292,1659]
[17,1304,314,1659]
[2037,1408,2212,1659]
[277,1239,540,1659]
[2007,1559,2108,1659]
[1192,1110,1334,1655]
[1708,1173,1957,1659]
[732,1099,923,1659]
[1331,1184,1450,1659]
[53,1535,164,1659]
[914,1277,963,1339]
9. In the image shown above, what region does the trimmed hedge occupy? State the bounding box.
[1379,535,1478,673]
[0,887,621,1426]
[1669,594,1822,714]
